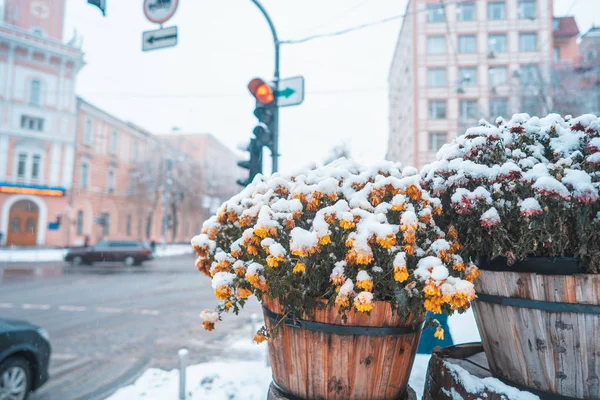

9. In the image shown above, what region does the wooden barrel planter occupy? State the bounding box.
[423,343,538,399]
[262,297,424,400]
[472,257,600,399]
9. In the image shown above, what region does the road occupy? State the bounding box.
[0,254,262,400]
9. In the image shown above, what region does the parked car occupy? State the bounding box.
[65,240,153,266]
[0,318,51,400]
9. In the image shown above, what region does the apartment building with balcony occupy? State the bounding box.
[387,0,554,168]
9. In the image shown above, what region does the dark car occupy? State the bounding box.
[0,318,51,400]
[65,240,153,266]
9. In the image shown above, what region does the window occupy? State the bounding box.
[553,47,560,62]
[428,68,447,87]
[460,100,479,121]
[458,35,477,53]
[132,141,138,162]
[110,130,117,155]
[521,96,541,116]
[426,4,445,22]
[429,100,447,119]
[77,210,84,235]
[459,67,477,85]
[126,215,132,236]
[553,19,560,31]
[488,34,507,53]
[17,153,27,178]
[427,36,446,55]
[107,170,115,194]
[429,133,448,152]
[520,64,539,85]
[519,0,536,19]
[10,217,21,233]
[80,162,89,189]
[83,119,92,145]
[457,2,475,21]
[488,2,505,20]
[25,218,36,233]
[20,115,44,131]
[29,80,41,106]
[31,155,41,180]
[490,98,509,117]
[102,212,110,236]
[489,66,509,86]
[520,33,537,52]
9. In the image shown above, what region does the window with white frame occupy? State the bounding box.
[427,36,446,55]
[80,162,89,189]
[459,67,477,85]
[429,100,447,119]
[460,100,479,121]
[76,210,84,235]
[519,33,537,52]
[428,68,447,87]
[488,34,507,53]
[490,98,509,118]
[426,4,445,23]
[429,133,448,152]
[31,155,41,181]
[489,66,509,86]
[519,0,536,19]
[520,64,540,85]
[20,115,44,131]
[458,35,477,53]
[107,170,115,194]
[488,2,505,20]
[15,150,43,181]
[17,153,27,179]
[110,130,117,155]
[83,119,93,145]
[457,2,475,21]
[29,80,41,106]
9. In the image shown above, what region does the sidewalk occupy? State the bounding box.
[0,244,193,263]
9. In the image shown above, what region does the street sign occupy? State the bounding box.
[143,0,179,24]
[277,76,304,107]
[142,26,178,52]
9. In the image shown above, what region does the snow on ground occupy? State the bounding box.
[106,309,482,400]
[0,244,193,263]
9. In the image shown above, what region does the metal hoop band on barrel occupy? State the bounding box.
[475,293,600,315]
[261,306,420,336]
[476,256,584,275]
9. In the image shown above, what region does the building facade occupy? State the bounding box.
[0,0,240,247]
[387,0,554,168]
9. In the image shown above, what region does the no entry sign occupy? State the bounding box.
[143,0,179,24]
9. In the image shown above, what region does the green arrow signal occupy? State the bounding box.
[278,87,295,98]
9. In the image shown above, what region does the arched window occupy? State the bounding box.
[29,80,41,106]
[76,210,84,235]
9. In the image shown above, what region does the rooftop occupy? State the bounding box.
[553,16,579,38]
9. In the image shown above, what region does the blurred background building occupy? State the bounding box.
[386,0,592,168]
[0,0,241,247]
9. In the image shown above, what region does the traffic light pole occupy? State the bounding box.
[250,0,280,173]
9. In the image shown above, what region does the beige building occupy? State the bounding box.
[387,0,555,168]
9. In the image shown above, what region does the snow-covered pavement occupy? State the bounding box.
[0,244,193,263]
[107,309,481,400]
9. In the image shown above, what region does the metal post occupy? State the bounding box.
[178,348,188,400]
[162,158,172,247]
[250,0,280,173]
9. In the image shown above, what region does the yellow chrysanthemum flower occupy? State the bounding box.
[319,235,332,245]
[215,285,233,300]
[253,332,267,344]
[393,266,409,282]
[434,327,444,340]
[376,235,396,249]
[237,287,253,299]
[356,279,373,292]
[340,219,356,230]
[293,262,306,274]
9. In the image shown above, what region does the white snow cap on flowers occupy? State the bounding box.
[393,252,407,267]
[338,278,355,297]
[290,228,319,250]
[330,262,345,279]
[532,176,571,199]
[480,207,501,225]
[246,263,264,275]
[191,234,215,250]
[200,310,219,323]
[520,198,542,214]
[356,270,372,282]
[211,272,235,289]
[414,256,444,281]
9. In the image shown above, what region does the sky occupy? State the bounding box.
[64,0,599,173]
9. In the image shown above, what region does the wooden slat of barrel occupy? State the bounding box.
[473,270,600,398]
[263,297,423,400]
[423,343,540,400]
[266,382,417,400]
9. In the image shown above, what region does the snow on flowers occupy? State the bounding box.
[421,114,600,272]
[192,159,478,341]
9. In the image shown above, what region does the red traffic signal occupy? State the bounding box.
[248,78,275,104]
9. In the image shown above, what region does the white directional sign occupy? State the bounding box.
[143,0,179,24]
[142,26,178,52]
[277,76,305,107]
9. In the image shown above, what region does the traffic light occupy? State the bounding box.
[236,139,262,187]
[248,78,277,152]
[87,0,107,15]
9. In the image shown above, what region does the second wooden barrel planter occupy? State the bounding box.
[263,297,423,400]
[472,257,600,399]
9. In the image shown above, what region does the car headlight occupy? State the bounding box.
[37,328,50,342]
